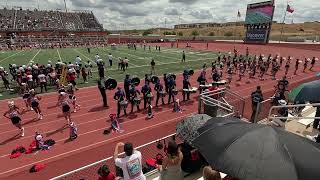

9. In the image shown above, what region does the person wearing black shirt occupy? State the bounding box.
[87,47,90,54]
[154,80,165,106]
[277,76,289,94]
[97,79,108,107]
[141,83,152,109]
[150,59,156,74]
[114,87,127,117]
[164,74,169,93]
[129,85,141,113]
[182,51,186,62]
[310,57,316,71]
[124,75,131,100]
[212,69,220,82]
[294,59,300,75]
[167,76,176,104]
[182,77,191,101]
[250,86,264,122]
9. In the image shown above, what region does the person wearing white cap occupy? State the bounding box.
[3,101,25,137]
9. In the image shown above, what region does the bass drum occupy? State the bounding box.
[105,78,117,90]
[131,77,140,86]
[151,76,159,84]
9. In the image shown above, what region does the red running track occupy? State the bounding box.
[0,42,319,180]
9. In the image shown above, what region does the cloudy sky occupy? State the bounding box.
[1,0,319,30]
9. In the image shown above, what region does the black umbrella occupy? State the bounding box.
[176,116,320,180]
[288,80,320,102]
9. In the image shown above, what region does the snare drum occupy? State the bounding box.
[119,100,128,109]
[133,98,141,105]
[172,89,179,95]
[159,91,167,97]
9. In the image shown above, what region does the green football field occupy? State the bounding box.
[0,45,218,99]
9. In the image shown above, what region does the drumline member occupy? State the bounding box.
[154,79,165,107]
[163,74,169,93]
[197,69,207,93]
[114,87,127,118]
[129,85,141,113]
[3,101,25,137]
[124,75,131,100]
[29,89,43,120]
[182,77,191,101]
[284,59,290,76]
[67,83,80,113]
[167,75,176,104]
[141,82,152,109]
[237,62,245,81]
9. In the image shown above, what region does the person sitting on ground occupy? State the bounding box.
[114,142,145,180]
[158,141,184,180]
[173,99,182,113]
[110,113,123,133]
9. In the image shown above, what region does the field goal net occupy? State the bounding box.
[198,88,246,118]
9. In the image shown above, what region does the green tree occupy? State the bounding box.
[143,29,153,36]
[209,32,215,36]
[224,31,233,37]
[191,30,199,36]
[178,31,183,36]
[171,31,176,35]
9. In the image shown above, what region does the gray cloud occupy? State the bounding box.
[1,0,318,29]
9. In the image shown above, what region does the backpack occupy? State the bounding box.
[44,139,55,146]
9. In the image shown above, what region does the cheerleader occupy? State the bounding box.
[67,83,80,113]
[173,99,182,113]
[58,92,72,124]
[109,113,123,133]
[3,101,25,137]
[21,83,31,110]
[69,121,78,140]
[147,102,154,119]
[29,89,43,120]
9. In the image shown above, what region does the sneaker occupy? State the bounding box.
[21,127,25,137]
[73,109,77,113]
[37,114,41,120]
[40,114,43,120]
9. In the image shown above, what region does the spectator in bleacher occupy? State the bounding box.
[312,102,320,130]
[97,164,116,180]
[250,86,264,123]
[158,141,183,180]
[203,166,221,180]
[114,142,145,180]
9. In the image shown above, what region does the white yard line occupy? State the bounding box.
[73,49,96,64]
[0,50,25,63]
[56,48,62,61]
[29,49,41,63]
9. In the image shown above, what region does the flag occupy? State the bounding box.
[287,4,294,13]
[237,10,241,17]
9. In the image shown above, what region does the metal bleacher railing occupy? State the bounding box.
[50,133,178,180]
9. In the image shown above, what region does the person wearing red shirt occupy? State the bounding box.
[97,165,116,180]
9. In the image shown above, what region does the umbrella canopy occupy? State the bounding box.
[288,80,320,102]
[176,116,320,180]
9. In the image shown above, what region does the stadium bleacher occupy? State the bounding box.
[0,8,103,31]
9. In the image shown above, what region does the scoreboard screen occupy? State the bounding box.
[245,1,275,25]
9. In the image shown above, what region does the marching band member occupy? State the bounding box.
[154,79,165,107]
[98,79,108,107]
[124,74,132,100]
[182,77,191,101]
[294,59,300,75]
[3,101,25,137]
[129,84,141,113]
[167,75,176,104]
[29,89,43,120]
[197,68,207,93]
[114,87,127,118]
[303,58,308,73]
[141,82,152,109]
[310,57,316,71]
[163,74,169,93]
